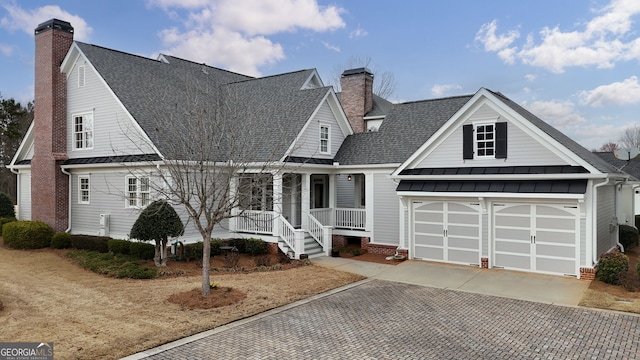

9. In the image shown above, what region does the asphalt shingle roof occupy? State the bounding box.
[76,42,330,162]
[593,151,640,181]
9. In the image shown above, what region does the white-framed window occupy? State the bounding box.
[78,175,90,204]
[238,174,273,211]
[475,123,495,157]
[320,124,330,154]
[78,65,85,87]
[73,112,94,150]
[126,175,150,208]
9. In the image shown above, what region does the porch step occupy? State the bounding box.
[304,235,323,258]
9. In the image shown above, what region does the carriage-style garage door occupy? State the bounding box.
[493,202,579,276]
[413,201,481,265]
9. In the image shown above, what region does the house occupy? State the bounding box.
[593,151,640,222]
[7,19,633,279]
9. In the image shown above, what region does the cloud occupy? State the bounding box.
[524,74,537,82]
[431,83,462,97]
[321,41,340,52]
[149,0,346,76]
[349,25,368,39]
[521,99,586,129]
[476,0,640,73]
[579,76,640,106]
[0,3,92,41]
[0,43,13,56]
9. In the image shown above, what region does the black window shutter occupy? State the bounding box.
[463,124,473,159]
[495,122,507,159]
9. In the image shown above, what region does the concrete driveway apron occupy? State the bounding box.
[124,259,640,359]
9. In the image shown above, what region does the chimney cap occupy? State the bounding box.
[341,67,373,77]
[35,19,74,35]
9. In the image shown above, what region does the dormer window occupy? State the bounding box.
[463,122,507,160]
[73,112,94,150]
[320,125,330,154]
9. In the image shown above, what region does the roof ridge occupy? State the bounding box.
[399,94,474,105]
[159,54,255,79]
[75,41,161,64]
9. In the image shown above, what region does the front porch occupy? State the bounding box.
[229,172,369,258]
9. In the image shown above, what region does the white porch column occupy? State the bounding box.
[328,174,336,209]
[229,175,238,232]
[365,172,375,234]
[273,173,283,236]
[301,173,311,229]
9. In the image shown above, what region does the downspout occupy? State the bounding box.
[592,178,611,265]
[60,167,72,233]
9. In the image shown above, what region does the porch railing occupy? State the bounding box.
[304,212,331,256]
[235,210,274,234]
[310,208,366,230]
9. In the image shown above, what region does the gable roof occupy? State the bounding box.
[488,90,621,175]
[334,95,472,165]
[593,151,640,181]
[74,42,332,162]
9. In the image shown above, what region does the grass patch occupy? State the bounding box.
[66,250,158,279]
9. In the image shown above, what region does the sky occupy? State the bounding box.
[1,0,640,151]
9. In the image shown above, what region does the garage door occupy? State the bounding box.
[493,203,578,276]
[413,201,481,265]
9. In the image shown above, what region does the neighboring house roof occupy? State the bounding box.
[593,152,640,181]
[335,95,472,165]
[76,42,332,162]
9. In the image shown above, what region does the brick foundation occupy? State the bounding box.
[580,267,596,281]
[481,257,489,269]
[266,242,279,255]
[365,244,398,256]
[332,235,347,247]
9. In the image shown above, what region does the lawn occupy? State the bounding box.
[579,246,640,313]
[0,241,364,360]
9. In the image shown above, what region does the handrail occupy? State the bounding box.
[276,216,297,254]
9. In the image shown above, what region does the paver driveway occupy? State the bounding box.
[137,279,640,360]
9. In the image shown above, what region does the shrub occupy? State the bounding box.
[0,192,14,218]
[636,215,640,233]
[51,232,72,249]
[66,250,157,279]
[637,260,640,278]
[245,238,268,256]
[210,238,224,256]
[0,217,16,229]
[70,235,110,253]
[228,238,247,253]
[2,221,53,249]
[108,239,131,255]
[619,225,639,250]
[596,252,629,285]
[184,242,204,262]
[618,270,640,292]
[129,242,155,260]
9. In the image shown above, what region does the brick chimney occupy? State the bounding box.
[32,19,73,231]
[340,68,373,133]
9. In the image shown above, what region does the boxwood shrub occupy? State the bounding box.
[129,241,155,260]
[184,242,203,262]
[3,221,53,249]
[70,235,110,253]
[597,252,629,285]
[51,232,72,249]
[619,224,639,250]
[0,217,16,229]
[210,238,224,256]
[108,239,131,255]
[228,238,247,253]
[245,238,268,255]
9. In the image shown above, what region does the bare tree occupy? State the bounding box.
[123,70,301,295]
[599,142,620,152]
[330,55,396,99]
[619,124,640,148]
[0,96,32,202]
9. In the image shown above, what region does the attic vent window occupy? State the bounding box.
[463,122,507,160]
[78,65,85,87]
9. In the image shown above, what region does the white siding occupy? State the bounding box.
[68,167,229,242]
[290,100,345,159]
[66,56,155,158]
[415,103,569,168]
[336,175,355,207]
[372,173,400,245]
[18,171,31,220]
[596,185,617,256]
